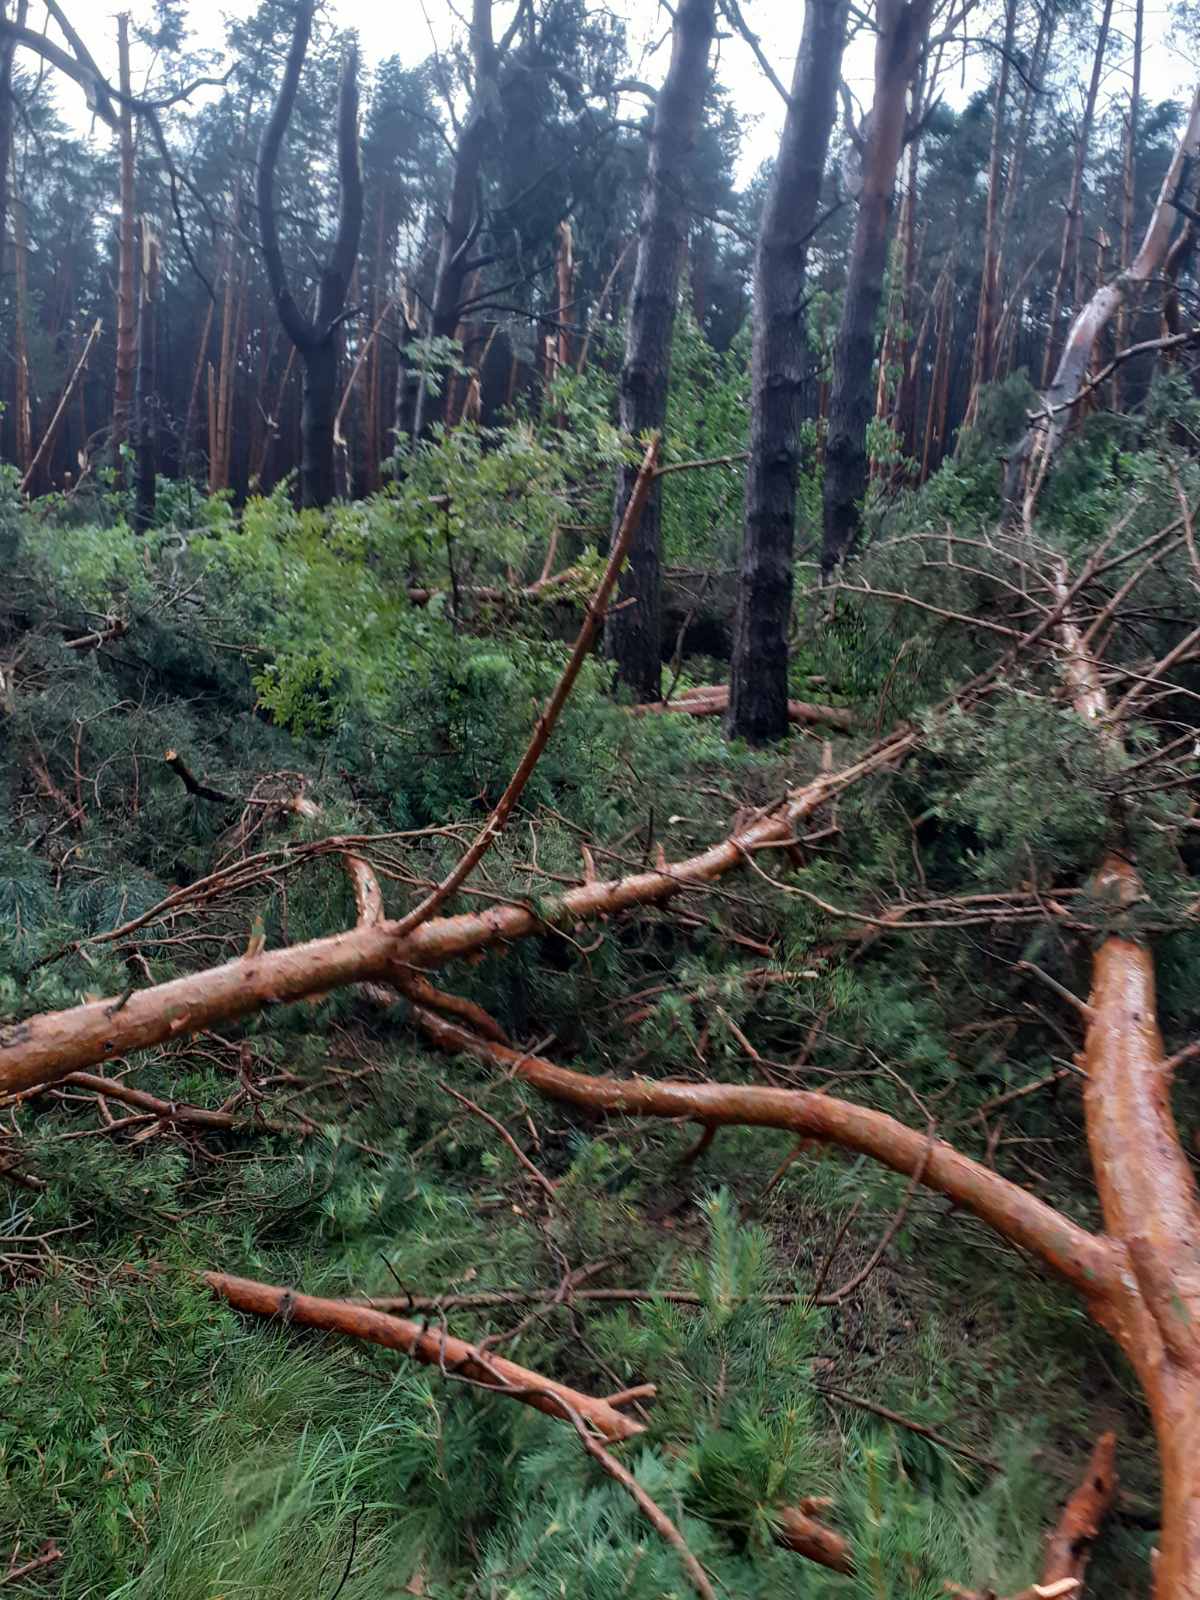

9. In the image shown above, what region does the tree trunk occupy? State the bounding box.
[256,1,363,510]
[1114,0,1143,408]
[10,143,30,477]
[605,0,716,701]
[112,12,136,473]
[725,0,850,744]
[133,220,159,532]
[963,0,1016,428]
[301,336,338,509]
[820,0,933,576]
[412,0,507,438]
[1040,0,1114,388]
[1005,83,1200,517]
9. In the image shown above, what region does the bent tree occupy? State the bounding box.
[5,490,1200,1592]
[726,0,849,746]
[605,0,716,701]
[257,0,363,509]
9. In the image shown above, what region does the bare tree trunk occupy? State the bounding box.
[112,12,136,472]
[10,143,30,477]
[1040,0,1114,388]
[963,0,1016,428]
[605,0,716,701]
[820,0,934,577]
[133,219,159,532]
[725,0,850,743]
[1114,0,1143,408]
[256,0,363,510]
[1005,83,1200,517]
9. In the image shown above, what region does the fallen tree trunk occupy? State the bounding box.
[0,728,915,1101]
[204,1271,645,1442]
[1005,82,1200,520]
[630,685,852,732]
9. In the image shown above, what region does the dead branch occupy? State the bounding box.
[817,1385,1001,1471]
[163,749,239,805]
[555,1397,717,1600]
[203,1271,644,1442]
[0,1543,63,1588]
[437,1079,557,1199]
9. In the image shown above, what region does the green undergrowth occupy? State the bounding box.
[4,419,1198,1595]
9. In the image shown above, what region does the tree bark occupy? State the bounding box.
[820,0,934,577]
[256,0,363,509]
[605,0,716,701]
[1040,0,1114,388]
[112,12,136,473]
[725,0,850,744]
[133,220,159,532]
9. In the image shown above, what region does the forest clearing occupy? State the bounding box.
[2,0,1200,1595]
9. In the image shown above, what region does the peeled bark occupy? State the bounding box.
[821,0,934,576]
[256,2,363,509]
[112,13,136,472]
[1005,83,1200,516]
[725,0,850,744]
[1040,0,1114,388]
[133,221,159,532]
[605,0,716,701]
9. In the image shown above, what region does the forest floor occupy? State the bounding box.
[1,461,1189,1597]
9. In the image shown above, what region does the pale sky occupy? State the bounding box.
[26,1,1199,184]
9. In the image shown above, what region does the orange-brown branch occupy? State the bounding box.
[0,728,914,1101]
[204,1271,644,1442]
[1040,1431,1117,1592]
[411,1009,1119,1300]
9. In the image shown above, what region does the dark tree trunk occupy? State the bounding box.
[256,0,362,510]
[412,0,517,438]
[133,221,160,533]
[726,0,850,744]
[112,13,136,474]
[820,0,933,577]
[605,0,716,701]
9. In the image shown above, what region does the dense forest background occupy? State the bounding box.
[3,1,1200,1597]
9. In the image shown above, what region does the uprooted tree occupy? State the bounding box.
[5,450,1200,1593]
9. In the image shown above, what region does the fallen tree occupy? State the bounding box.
[1004,80,1200,522]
